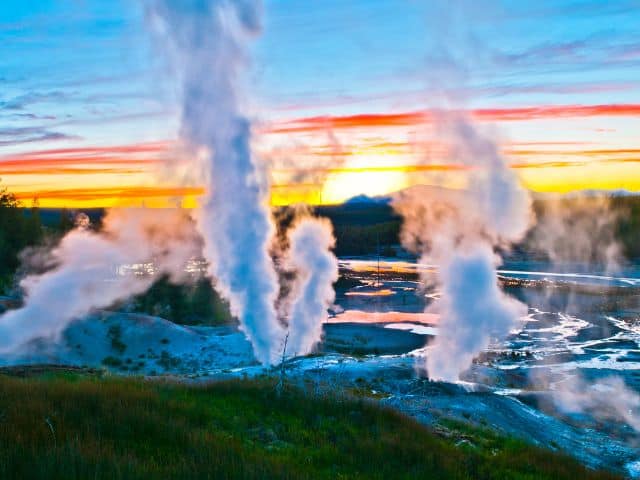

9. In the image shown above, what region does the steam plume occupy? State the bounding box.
[393,116,531,381]
[552,375,640,432]
[0,0,341,365]
[426,245,526,382]
[529,193,624,274]
[149,0,341,364]
[0,209,200,354]
[389,1,533,382]
[527,193,636,432]
[284,217,338,357]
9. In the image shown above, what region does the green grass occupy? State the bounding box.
[0,374,621,480]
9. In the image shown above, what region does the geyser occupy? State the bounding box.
[0,0,337,364]
[284,217,339,357]
[148,0,284,365]
[393,116,532,382]
[148,0,337,364]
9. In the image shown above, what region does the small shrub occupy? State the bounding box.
[107,325,127,354]
[102,356,122,368]
[158,350,181,370]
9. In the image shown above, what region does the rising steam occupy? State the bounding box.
[390,1,533,382]
[526,193,638,432]
[393,116,532,381]
[284,217,338,357]
[553,375,640,432]
[149,0,285,364]
[426,245,526,382]
[0,0,337,364]
[0,209,201,355]
[148,0,336,364]
[529,192,624,274]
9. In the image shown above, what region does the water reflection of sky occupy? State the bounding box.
[335,258,640,385]
[339,258,640,287]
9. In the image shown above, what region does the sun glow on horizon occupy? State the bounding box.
[320,169,408,204]
[4,123,640,209]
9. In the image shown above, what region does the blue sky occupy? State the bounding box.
[1,0,639,205]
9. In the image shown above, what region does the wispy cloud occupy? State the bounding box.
[0,126,79,146]
[1,112,57,120]
[475,104,640,120]
[267,112,425,134]
[491,32,640,72]
[13,185,203,202]
[0,91,68,111]
[268,104,640,134]
[0,141,167,174]
[507,147,640,157]
[275,163,466,176]
[4,142,170,159]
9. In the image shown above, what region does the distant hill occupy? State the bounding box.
[315,201,397,226]
[343,194,392,205]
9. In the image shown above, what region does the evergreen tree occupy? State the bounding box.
[58,208,74,232]
[0,184,45,292]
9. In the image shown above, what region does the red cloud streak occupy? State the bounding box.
[13,186,203,202]
[267,104,640,133]
[0,141,169,176]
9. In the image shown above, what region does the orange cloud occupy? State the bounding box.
[474,104,640,121]
[4,107,639,208]
[3,142,170,160]
[266,104,640,134]
[508,148,640,157]
[13,185,203,206]
[275,163,466,176]
[0,141,169,177]
[266,112,426,134]
[0,164,151,176]
[512,158,640,169]
[511,160,589,169]
[328,112,426,127]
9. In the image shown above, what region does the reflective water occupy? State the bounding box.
[334,258,640,391]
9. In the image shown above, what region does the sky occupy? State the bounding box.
[0,0,639,207]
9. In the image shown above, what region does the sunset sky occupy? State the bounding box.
[1,0,639,207]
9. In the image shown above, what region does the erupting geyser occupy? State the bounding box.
[149,0,337,363]
[149,0,285,365]
[0,0,338,365]
[284,218,339,357]
[393,116,532,381]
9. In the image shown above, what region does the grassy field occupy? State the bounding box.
[0,373,621,480]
